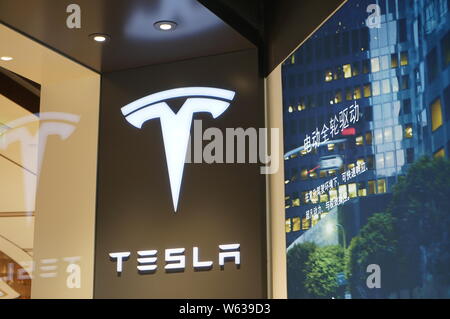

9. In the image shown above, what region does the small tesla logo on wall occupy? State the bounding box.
[121,87,235,212]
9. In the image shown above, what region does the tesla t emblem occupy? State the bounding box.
[121,87,236,212]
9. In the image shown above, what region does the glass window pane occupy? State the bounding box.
[302,217,310,230]
[400,51,409,65]
[377,179,387,193]
[380,55,389,70]
[348,183,357,198]
[285,219,291,233]
[394,125,403,141]
[382,102,392,118]
[374,104,382,120]
[392,76,399,92]
[374,128,383,144]
[431,98,443,131]
[364,83,372,97]
[382,79,391,94]
[292,217,301,231]
[396,150,405,166]
[376,153,385,169]
[343,64,352,78]
[372,81,381,96]
[405,124,413,138]
[354,86,362,99]
[339,184,348,199]
[368,180,377,194]
[391,53,398,68]
[371,57,380,72]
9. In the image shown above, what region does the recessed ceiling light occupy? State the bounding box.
[89,33,111,43]
[154,21,177,31]
[1,56,13,61]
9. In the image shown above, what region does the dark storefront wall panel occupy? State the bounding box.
[94,49,266,298]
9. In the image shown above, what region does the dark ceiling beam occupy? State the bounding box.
[198,0,265,48]
[0,67,40,114]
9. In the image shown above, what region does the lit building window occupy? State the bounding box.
[384,127,393,143]
[363,83,372,97]
[391,53,398,68]
[328,143,335,151]
[301,169,308,180]
[385,151,395,168]
[302,217,310,230]
[285,219,292,233]
[365,132,373,144]
[377,179,387,193]
[374,128,383,144]
[356,158,365,167]
[292,217,301,232]
[298,103,306,111]
[320,193,329,203]
[400,51,409,66]
[329,188,338,200]
[405,124,413,138]
[292,197,300,207]
[291,55,295,64]
[343,64,352,78]
[325,69,333,82]
[431,98,443,131]
[285,195,291,209]
[434,148,445,159]
[376,153,385,169]
[354,86,362,99]
[310,191,319,204]
[356,135,364,146]
[302,192,309,203]
[328,169,337,176]
[371,57,380,73]
[339,184,348,199]
[348,183,357,198]
[358,182,367,197]
[368,180,377,194]
[320,170,327,178]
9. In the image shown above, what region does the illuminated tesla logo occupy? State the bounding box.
[121,87,236,212]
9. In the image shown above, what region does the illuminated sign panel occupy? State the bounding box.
[94,49,266,298]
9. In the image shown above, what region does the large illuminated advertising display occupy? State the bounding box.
[282,0,450,299]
